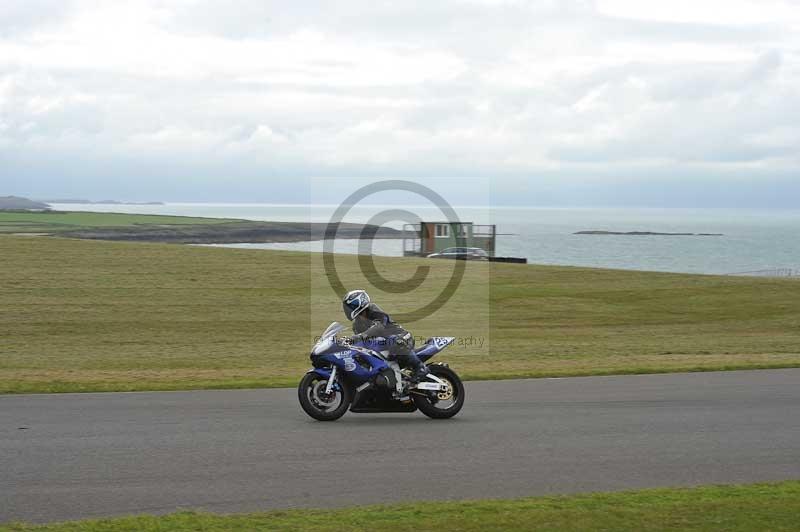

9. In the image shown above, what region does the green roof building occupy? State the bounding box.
[402,221,496,257]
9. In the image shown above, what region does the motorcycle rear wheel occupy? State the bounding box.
[412,365,464,419]
[298,372,351,421]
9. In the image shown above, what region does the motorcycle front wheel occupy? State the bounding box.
[412,365,465,419]
[298,372,351,421]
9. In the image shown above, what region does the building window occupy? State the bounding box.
[456,224,469,237]
[435,224,450,238]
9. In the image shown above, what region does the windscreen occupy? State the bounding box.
[321,322,345,340]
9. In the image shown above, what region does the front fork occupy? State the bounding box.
[324,366,338,395]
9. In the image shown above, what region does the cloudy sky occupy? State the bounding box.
[1,0,798,206]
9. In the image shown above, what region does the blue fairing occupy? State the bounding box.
[311,342,392,386]
[309,335,455,383]
[309,367,332,379]
[415,337,456,362]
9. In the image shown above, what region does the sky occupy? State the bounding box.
[0,0,798,207]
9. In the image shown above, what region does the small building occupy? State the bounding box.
[403,221,496,257]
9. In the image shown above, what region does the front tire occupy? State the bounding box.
[298,371,351,421]
[412,365,465,419]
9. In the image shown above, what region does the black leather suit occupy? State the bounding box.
[351,303,422,371]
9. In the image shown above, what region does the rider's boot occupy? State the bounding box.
[397,364,428,402]
[408,363,429,384]
[397,349,428,385]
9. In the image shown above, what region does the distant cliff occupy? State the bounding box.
[43,199,164,205]
[575,230,723,236]
[0,196,51,210]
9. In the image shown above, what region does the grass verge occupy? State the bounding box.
[2,235,800,393]
[3,481,799,531]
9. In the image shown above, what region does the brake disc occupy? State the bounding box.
[437,378,454,401]
[311,381,337,407]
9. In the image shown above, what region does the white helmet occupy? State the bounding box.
[342,289,370,321]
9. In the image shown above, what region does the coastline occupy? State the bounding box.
[56,221,402,244]
[0,210,402,244]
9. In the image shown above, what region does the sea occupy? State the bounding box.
[50,203,800,276]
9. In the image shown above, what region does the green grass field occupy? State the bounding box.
[0,210,399,244]
[0,211,238,233]
[2,235,800,393]
[2,481,798,531]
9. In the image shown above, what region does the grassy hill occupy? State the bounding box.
[1,235,799,393]
[0,195,50,210]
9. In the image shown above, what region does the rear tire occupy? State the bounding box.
[412,365,464,419]
[298,372,351,421]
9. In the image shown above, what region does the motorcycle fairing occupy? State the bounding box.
[308,323,454,388]
[312,347,393,386]
[308,367,333,379]
[415,336,456,362]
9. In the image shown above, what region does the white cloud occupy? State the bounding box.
[0,0,798,201]
[596,0,798,26]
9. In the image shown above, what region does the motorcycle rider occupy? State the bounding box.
[342,289,429,383]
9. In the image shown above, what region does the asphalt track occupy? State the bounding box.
[2,369,799,524]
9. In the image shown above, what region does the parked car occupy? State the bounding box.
[427,247,489,260]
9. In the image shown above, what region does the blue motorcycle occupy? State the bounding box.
[298,322,465,421]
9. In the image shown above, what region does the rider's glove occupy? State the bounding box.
[339,335,353,346]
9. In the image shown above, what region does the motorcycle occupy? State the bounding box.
[298,322,465,421]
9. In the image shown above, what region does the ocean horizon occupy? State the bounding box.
[50,203,800,276]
